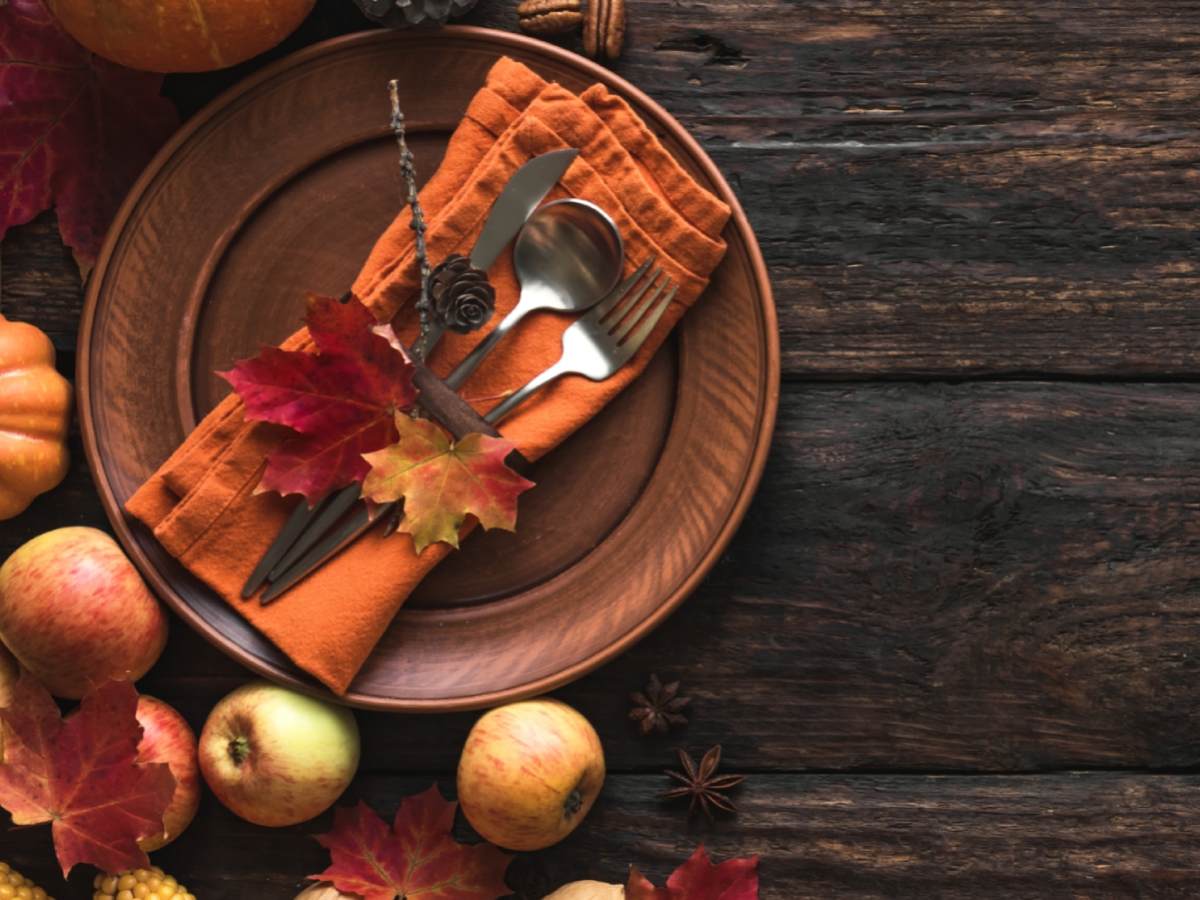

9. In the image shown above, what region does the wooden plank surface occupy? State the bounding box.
[6,0,1200,897]
[12,381,1200,775]
[619,0,1200,377]
[10,375,1200,882]
[16,2,1200,376]
[9,773,1200,898]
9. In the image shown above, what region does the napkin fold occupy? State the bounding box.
[127,58,731,694]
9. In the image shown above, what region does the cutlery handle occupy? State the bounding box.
[412,363,502,440]
[445,305,522,390]
[412,363,532,476]
[485,362,566,424]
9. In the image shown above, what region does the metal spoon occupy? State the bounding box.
[444,198,624,390]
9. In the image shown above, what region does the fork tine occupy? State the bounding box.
[611,274,669,342]
[622,281,678,352]
[590,257,656,321]
[604,266,662,330]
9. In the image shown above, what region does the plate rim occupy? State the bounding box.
[77,25,780,711]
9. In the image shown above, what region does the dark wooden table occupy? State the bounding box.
[7,1,1200,896]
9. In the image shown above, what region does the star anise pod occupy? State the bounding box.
[663,745,745,820]
[629,673,691,736]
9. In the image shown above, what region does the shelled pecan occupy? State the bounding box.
[516,0,626,61]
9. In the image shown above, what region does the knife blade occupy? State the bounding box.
[248,149,578,601]
[470,148,579,270]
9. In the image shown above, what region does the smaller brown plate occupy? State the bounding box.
[78,27,778,711]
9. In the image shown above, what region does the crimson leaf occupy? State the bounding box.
[221,294,418,503]
[0,0,179,276]
[312,787,512,900]
[627,846,760,900]
[0,674,175,876]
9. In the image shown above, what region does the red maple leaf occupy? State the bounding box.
[627,846,759,900]
[0,674,175,877]
[312,787,512,900]
[0,0,179,276]
[221,294,418,503]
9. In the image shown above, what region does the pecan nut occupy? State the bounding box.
[517,0,584,36]
[583,0,626,61]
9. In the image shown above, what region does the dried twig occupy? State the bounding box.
[388,79,434,361]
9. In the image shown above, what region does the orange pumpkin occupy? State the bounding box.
[46,0,316,73]
[0,315,72,520]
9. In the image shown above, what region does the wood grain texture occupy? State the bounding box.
[15,1,1200,378]
[7,0,1200,896]
[59,381,1200,775]
[597,0,1200,376]
[0,214,84,350]
[574,382,1200,771]
[9,773,1200,899]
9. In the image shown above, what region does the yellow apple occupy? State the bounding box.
[294,885,358,899]
[199,681,359,827]
[544,882,624,899]
[457,699,605,851]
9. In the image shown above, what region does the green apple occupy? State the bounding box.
[199,681,359,827]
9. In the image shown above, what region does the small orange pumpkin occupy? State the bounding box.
[0,315,72,520]
[46,0,317,73]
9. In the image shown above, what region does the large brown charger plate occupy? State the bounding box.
[78,28,778,711]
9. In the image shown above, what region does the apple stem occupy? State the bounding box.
[228,736,251,766]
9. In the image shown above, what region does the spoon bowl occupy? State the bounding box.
[513,198,624,312]
[445,198,624,389]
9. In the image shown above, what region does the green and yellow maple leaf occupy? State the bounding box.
[361,414,534,554]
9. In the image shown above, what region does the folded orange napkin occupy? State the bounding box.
[126,57,731,694]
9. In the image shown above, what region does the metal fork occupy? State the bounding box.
[483,260,678,423]
[259,260,678,602]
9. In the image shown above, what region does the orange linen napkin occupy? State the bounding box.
[126,57,731,694]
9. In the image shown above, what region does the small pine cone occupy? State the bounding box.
[427,254,496,334]
[518,0,584,36]
[353,0,478,27]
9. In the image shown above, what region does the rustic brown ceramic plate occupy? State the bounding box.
[78,27,778,711]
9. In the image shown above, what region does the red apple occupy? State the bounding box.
[136,695,201,851]
[199,681,360,827]
[457,699,606,851]
[0,527,167,698]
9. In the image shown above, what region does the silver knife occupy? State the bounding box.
[248,148,579,601]
[472,148,579,268]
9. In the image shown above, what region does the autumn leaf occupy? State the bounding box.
[312,787,512,900]
[0,674,175,877]
[362,414,535,554]
[220,294,418,503]
[0,0,179,276]
[627,846,759,900]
